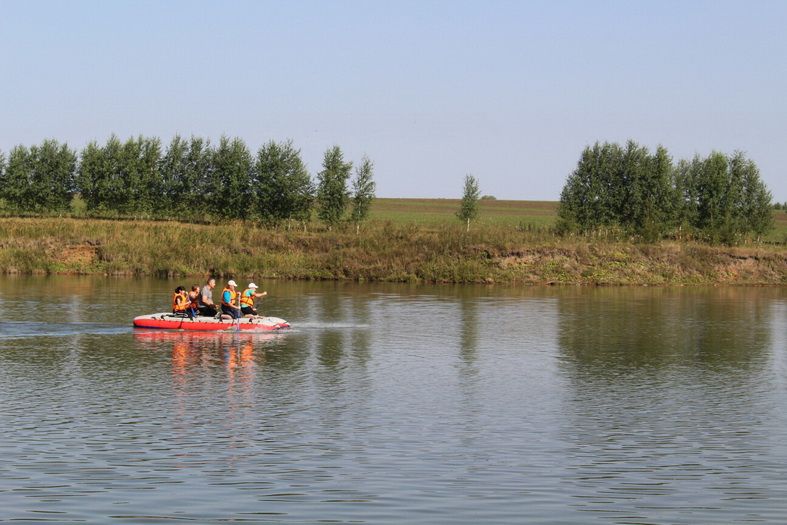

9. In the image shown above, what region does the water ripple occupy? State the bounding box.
[1,282,786,523]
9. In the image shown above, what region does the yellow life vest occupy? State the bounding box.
[172,291,189,312]
[221,287,238,307]
[240,288,255,307]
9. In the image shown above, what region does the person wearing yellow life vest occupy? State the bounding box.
[240,282,267,317]
[172,286,193,319]
[221,280,242,319]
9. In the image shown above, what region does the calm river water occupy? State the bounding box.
[1,276,786,524]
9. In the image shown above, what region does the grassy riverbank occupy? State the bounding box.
[1,215,784,285]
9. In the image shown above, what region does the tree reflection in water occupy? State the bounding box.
[555,287,781,521]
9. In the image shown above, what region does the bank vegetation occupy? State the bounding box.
[0,217,784,285]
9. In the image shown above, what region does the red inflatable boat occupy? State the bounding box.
[133,313,290,332]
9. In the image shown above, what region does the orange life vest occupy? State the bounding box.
[221,287,238,307]
[172,291,189,312]
[240,288,255,307]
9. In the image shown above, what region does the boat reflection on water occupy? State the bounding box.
[133,330,290,431]
[133,330,285,377]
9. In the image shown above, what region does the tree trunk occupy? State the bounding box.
[466,217,470,233]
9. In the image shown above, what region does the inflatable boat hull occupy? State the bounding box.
[133,313,289,331]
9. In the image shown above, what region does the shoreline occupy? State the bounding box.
[1,217,784,286]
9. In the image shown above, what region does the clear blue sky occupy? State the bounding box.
[1,0,785,201]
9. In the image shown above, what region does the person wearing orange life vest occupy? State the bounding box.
[187,285,201,318]
[240,282,267,317]
[172,286,193,319]
[221,280,242,319]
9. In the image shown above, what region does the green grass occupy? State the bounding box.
[370,198,558,228]
[773,209,787,243]
[371,198,787,242]
[4,196,783,242]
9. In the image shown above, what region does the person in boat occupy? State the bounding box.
[187,285,201,318]
[240,282,267,317]
[198,278,218,317]
[172,286,193,319]
[221,280,242,319]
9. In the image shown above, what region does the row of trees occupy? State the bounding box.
[558,141,774,242]
[0,136,375,228]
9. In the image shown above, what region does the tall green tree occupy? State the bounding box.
[116,136,143,214]
[255,140,314,225]
[2,145,33,211]
[159,135,211,218]
[558,142,625,232]
[209,136,253,220]
[0,140,76,212]
[184,137,213,218]
[316,146,352,228]
[737,152,773,239]
[89,136,164,215]
[32,139,77,212]
[626,144,676,238]
[137,137,163,214]
[95,135,125,213]
[457,174,480,232]
[617,141,650,229]
[673,157,701,235]
[76,141,105,212]
[160,135,188,214]
[350,156,376,233]
[693,151,735,240]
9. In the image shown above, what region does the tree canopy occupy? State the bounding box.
[350,156,376,231]
[316,146,353,228]
[558,141,773,242]
[0,135,371,227]
[1,140,76,213]
[255,140,314,225]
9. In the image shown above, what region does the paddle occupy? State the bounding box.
[235,284,242,332]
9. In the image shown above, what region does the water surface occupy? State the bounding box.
[1,276,786,523]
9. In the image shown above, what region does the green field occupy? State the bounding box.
[370,198,787,242]
[1,196,784,243]
[370,198,558,228]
